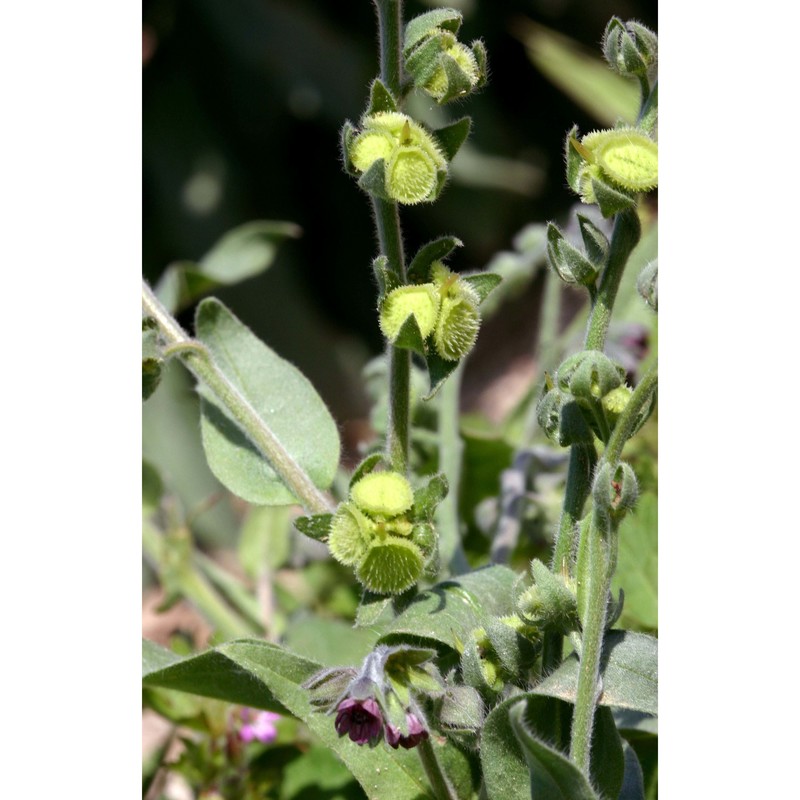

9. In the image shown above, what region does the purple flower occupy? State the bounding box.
[238,709,281,744]
[334,698,384,745]
[385,713,429,750]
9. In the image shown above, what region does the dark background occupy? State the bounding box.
[143,0,657,437]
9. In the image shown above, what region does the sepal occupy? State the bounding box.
[577,214,610,267]
[546,222,599,287]
[592,461,639,524]
[408,236,463,284]
[432,116,472,162]
[293,512,334,542]
[367,78,399,115]
[404,8,464,54]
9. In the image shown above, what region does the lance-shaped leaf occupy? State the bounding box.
[619,740,647,800]
[462,272,502,304]
[532,630,657,716]
[411,473,449,521]
[546,223,598,286]
[155,222,301,313]
[142,638,469,800]
[196,299,340,506]
[367,78,397,115]
[423,350,461,400]
[509,701,601,800]
[407,236,463,284]
[371,255,401,299]
[293,513,333,542]
[577,214,610,266]
[592,176,638,218]
[433,117,472,162]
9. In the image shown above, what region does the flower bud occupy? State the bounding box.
[536,386,595,447]
[379,283,441,342]
[601,385,633,429]
[602,18,658,78]
[351,471,414,518]
[592,461,639,523]
[556,350,626,402]
[516,559,579,633]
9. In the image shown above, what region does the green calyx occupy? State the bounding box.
[348,112,448,205]
[380,283,441,343]
[356,537,425,595]
[431,261,481,361]
[351,471,414,517]
[327,470,441,595]
[571,128,658,206]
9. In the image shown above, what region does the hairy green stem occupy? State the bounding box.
[417,737,458,800]
[371,0,411,475]
[638,80,658,136]
[569,513,612,772]
[583,209,641,351]
[142,281,333,515]
[604,358,658,466]
[373,0,404,95]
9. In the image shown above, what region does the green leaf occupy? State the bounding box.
[461,272,502,304]
[154,222,300,313]
[379,565,518,651]
[412,473,449,521]
[592,177,637,218]
[407,236,463,284]
[142,637,458,800]
[404,8,463,53]
[142,317,163,400]
[612,493,657,630]
[282,617,380,666]
[517,19,639,126]
[423,350,461,400]
[371,255,401,299]
[195,299,340,505]
[433,117,472,162]
[367,78,397,115]
[509,700,600,800]
[619,740,647,800]
[591,706,625,800]
[533,630,657,716]
[293,513,333,542]
[199,221,301,283]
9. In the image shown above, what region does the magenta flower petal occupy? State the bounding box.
[238,710,280,744]
[386,713,429,750]
[334,697,383,745]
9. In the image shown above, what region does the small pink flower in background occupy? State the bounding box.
[334,698,384,745]
[385,712,429,750]
[237,709,281,744]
